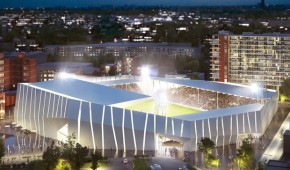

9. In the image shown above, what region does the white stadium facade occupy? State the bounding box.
[14,76,278,157]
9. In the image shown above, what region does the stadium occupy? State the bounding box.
[14,74,278,158]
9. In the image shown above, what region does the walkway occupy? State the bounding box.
[259,112,290,162]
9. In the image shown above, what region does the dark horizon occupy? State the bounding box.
[1,0,290,9]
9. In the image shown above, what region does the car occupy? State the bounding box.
[179,165,189,170]
[123,158,128,164]
[150,164,162,170]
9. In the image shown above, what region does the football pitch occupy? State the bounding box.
[126,100,200,117]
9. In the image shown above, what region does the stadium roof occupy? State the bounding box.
[152,78,275,99]
[97,78,140,86]
[175,103,264,121]
[26,78,149,105]
[73,76,275,99]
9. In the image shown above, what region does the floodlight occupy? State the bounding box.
[58,72,76,79]
[250,83,259,93]
[59,72,70,79]
[141,66,150,78]
[160,92,168,103]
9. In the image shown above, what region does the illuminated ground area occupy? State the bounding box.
[125,99,200,117]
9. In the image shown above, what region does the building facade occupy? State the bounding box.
[0,53,37,91]
[211,31,290,90]
[0,53,37,118]
[37,62,93,81]
[46,42,200,61]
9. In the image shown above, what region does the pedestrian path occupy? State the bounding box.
[2,152,43,164]
[259,112,290,162]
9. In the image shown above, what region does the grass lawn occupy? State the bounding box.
[82,160,110,168]
[133,158,150,170]
[126,100,200,117]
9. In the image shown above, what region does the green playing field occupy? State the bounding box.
[125,100,200,117]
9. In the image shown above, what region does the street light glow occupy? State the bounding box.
[159,91,168,107]
[58,72,76,79]
[251,83,259,93]
[141,66,150,78]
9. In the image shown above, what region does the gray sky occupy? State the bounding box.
[1,0,289,8]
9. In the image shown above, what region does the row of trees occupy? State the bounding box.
[197,135,258,170]
[280,78,290,102]
[28,133,102,170]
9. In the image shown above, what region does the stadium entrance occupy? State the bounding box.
[157,135,184,159]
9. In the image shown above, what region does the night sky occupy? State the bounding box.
[0,0,289,8]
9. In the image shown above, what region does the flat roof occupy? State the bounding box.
[46,42,195,48]
[25,78,149,105]
[239,32,290,37]
[37,62,92,68]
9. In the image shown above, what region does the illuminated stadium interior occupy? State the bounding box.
[125,99,201,117]
[112,82,264,112]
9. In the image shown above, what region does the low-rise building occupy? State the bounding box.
[37,62,93,81]
[46,42,200,62]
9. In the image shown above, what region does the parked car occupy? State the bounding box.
[123,158,128,164]
[150,164,162,170]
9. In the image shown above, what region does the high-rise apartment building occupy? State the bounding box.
[0,53,37,91]
[0,52,37,119]
[211,31,290,90]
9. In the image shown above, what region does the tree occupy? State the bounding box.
[0,138,5,162]
[26,160,46,170]
[60,133,89,170]
[197,137,216,167]
[91,150,102,170]
[3,29,17,42]
[108,67,116,76]
[280,78,290,101]
[255,161,267,170]
[42,141,61,170]
[55,159,71,170]
[206,154,219,167]
[74,143,89,170]
[60,133,76,167]
[198,137,215,156]
[235,135,254,170]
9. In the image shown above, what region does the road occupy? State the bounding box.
[259,112,290,162]
[81,158,133,170]
[150,157,186,170]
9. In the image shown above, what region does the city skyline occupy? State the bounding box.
[1,0,290,8]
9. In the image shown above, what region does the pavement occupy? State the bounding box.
[259,112,290,162]
[150,157,186,170]
[91,157,133,170]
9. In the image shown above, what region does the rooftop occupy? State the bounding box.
[46,42,194,48]
[26,78,149,105]
[37,62,93,69]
